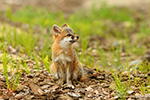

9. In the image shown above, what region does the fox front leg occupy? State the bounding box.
[66,67,72,85]
[56,63,65,85]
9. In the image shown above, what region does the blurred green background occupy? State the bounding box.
[0,0,150,71]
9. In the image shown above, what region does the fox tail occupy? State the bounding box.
[80,68,94,81]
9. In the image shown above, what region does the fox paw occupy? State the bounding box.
[57,79,64,85]
[67,81,72,85]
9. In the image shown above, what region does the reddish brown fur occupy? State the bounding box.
[50,24,87,85]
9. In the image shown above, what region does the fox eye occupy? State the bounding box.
[67,34,71,37]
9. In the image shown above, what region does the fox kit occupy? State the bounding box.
[50,24,92,85]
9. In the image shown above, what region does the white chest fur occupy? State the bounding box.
[54,54,72,62]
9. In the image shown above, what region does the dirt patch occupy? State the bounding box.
[83,0,150,8]
[0,0,84,13]
[0,0,150,13]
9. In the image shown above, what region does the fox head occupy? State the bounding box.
[52,24,79,48]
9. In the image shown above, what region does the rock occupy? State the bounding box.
[143,54,150,62]
[127,90,134,94]
[129,60,142,66]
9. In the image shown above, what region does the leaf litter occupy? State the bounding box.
[0,64,150,99]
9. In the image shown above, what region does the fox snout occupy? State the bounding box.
[70,35,79,43]
[72,35,79,40]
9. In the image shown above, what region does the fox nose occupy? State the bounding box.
[71,36,74,39]
[76,36,79,39]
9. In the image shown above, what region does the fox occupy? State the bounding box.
[50,24,93,85]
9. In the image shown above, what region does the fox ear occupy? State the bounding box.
[62,24,69,28]
[52,25,61,35]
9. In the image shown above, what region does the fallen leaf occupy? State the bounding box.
[28,81,44,95]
